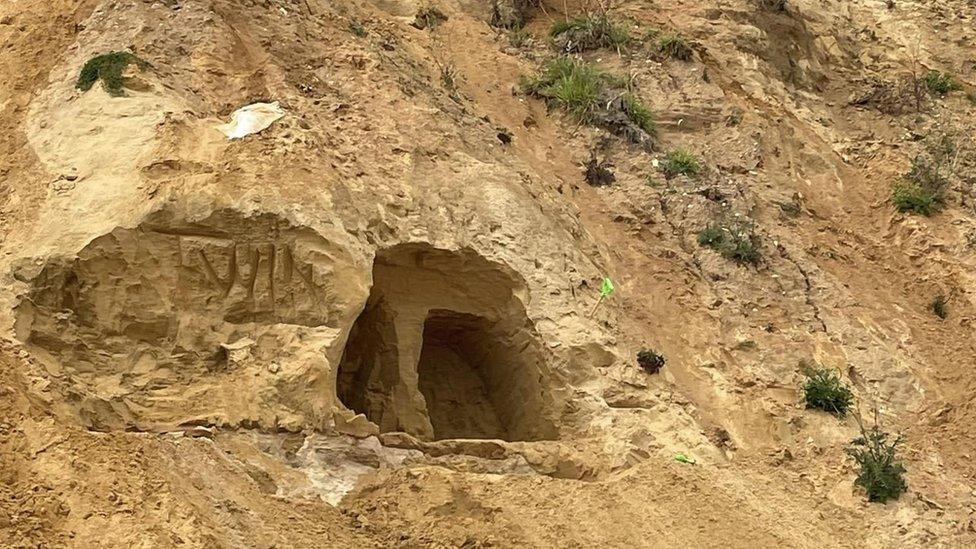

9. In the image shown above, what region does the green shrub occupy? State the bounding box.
[697,218,761,264]
[76,51,150,97]
[523,57,603,121]
[893,160,945,218]
[657,33,693,61]
[891,180,942,215]
[931,294,947,319]
[349,20,367,37]
[922,71,959,96]
[661,149,701,177]
[801,365,853,416]
[846,424,907,503]
[549,14,629,52]
[622,93,656,135]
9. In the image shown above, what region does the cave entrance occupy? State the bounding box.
[335,297,402,433]
[418,311,512,440]
[335,244,558,442]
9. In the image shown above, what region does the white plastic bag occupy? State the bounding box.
[218,101,285,139]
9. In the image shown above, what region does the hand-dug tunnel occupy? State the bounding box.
[336,244,558,442]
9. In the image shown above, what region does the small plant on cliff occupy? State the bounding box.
[637,349,666,374]
[697,217,761,265]
[583,153,615,187]
[931,294,948,319]
[412,6,448,30]
[661,149,701,178]
[622,93,657,135]
[76,51,150,97]
[656,33,693,61]
[549,14,629,52]
[801,363,853,416]
[490,0,540,30]
[524,57,656,145]
[348,19,367,37]
[439,62,462,101]
[757,0,788,11]
[523,56,603,122]
[892,152,950,216]
[922,70,960,96]
[508,27,532,48]
[847,415,907,503]
[891,179,943,215]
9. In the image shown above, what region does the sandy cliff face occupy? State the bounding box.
[2,0,976,547]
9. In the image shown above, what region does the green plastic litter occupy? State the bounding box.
[599,277,615,297]
[674,453,696,465]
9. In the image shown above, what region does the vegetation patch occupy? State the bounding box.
[697,217,762,265]
[621,93,656,135]
[523,57,602,121]
[508,27,531,48]
[801,364,853,416]
[523,57,656,146]
[778,196,803,217]
[891,180,943,215]
[931,294,948,319]
[76,51,150,97]
[661,149,701,178]
[892,149,951,215]
[757,0,788,10]
[922,70,960,96]
[549,14,629,53]
[847,421,907,503]
[637,349,666,374]
[348,20,367,37]
[656,33,693,61]
[490,0,539,30]
[439,62,462,101]
[412,6,447,30]
[583,153,615,187]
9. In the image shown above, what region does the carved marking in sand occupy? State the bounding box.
[178,236,325,316]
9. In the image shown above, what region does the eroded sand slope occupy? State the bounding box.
[2,0,976,547]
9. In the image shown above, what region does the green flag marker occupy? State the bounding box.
[674,453,696,465]
[588,277,614,318]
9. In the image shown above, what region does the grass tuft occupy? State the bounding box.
[76,51,150,97]
[922,70,959,96]
[697,217,761,264]
[622,93,657,135]
[523,57,656,144]
[657,33,693,61]
[523,57,603,122]
[549,14,629,52]
[661,149,701,177]
[801,364,853,416]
